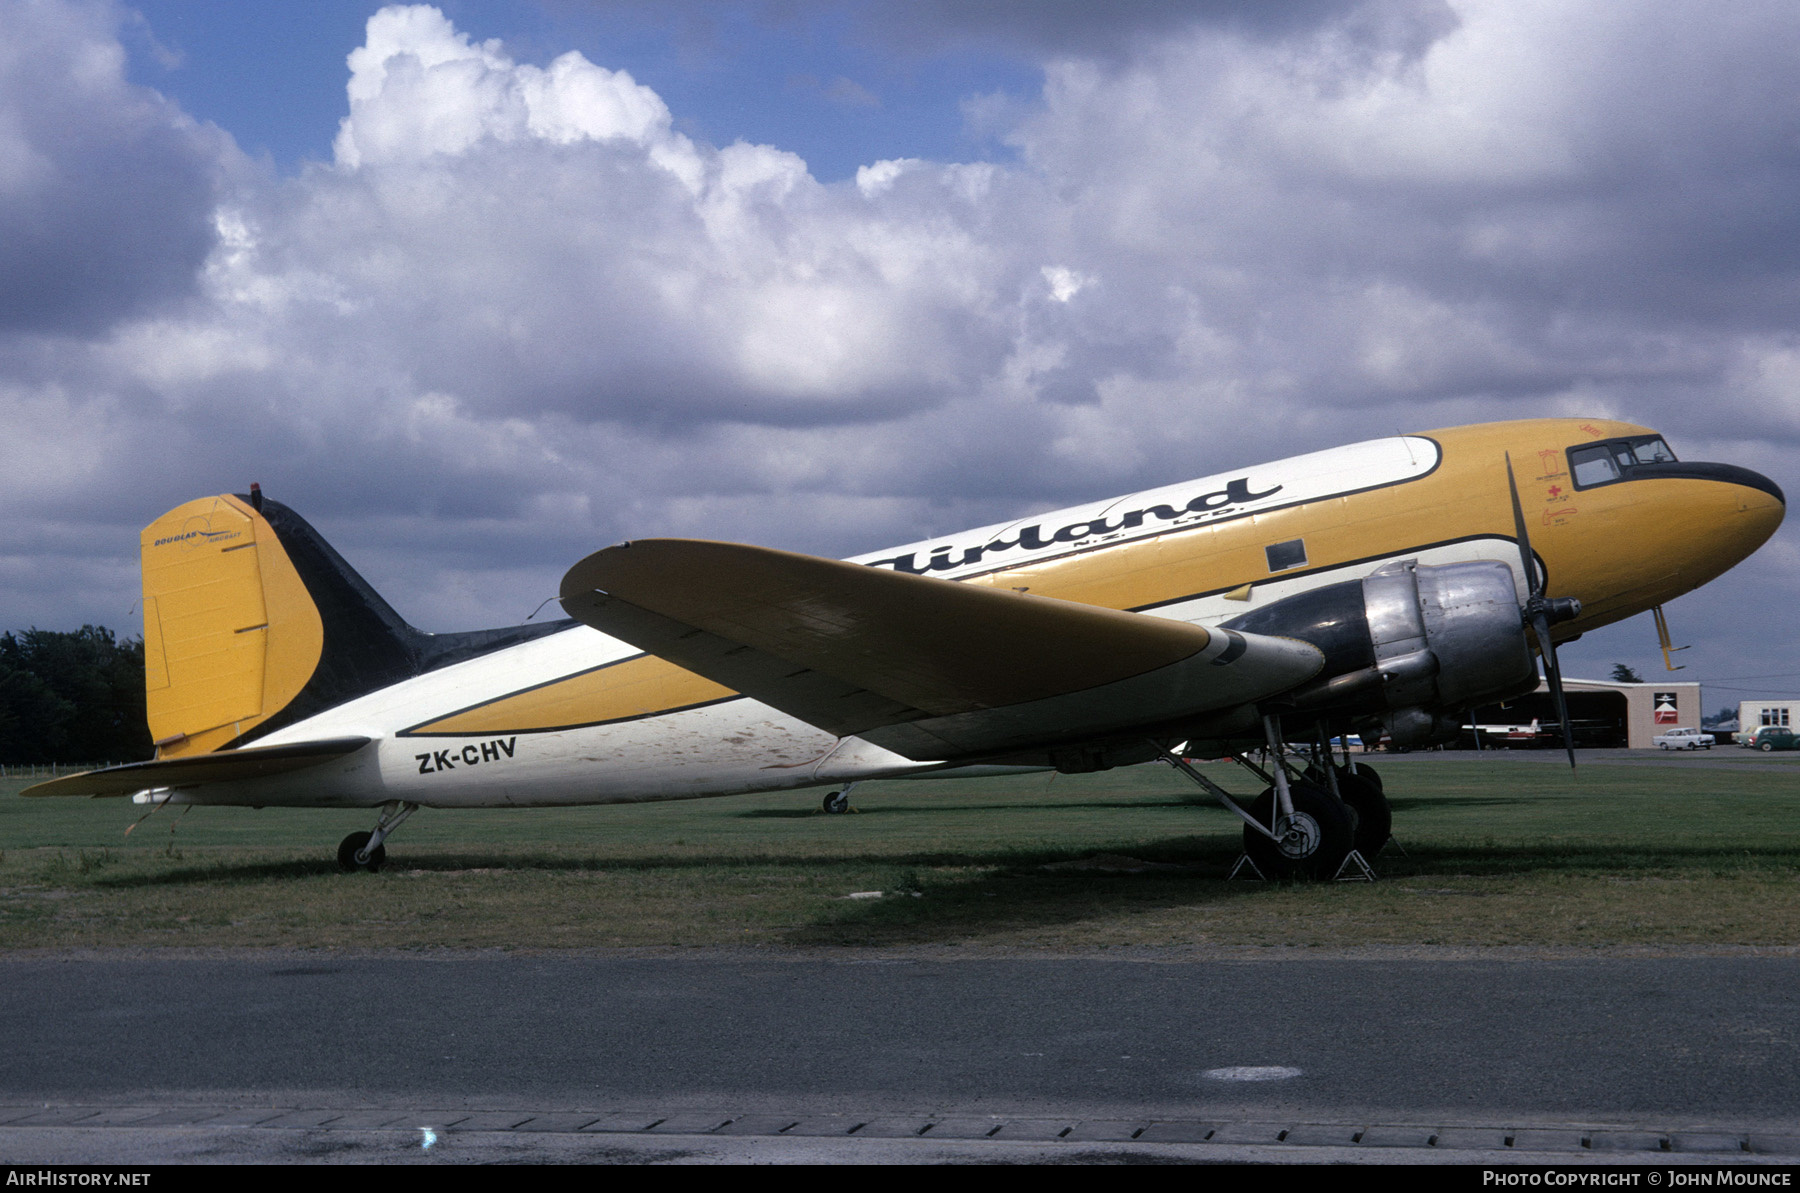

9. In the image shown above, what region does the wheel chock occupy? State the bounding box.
[1334,849,1377,882]
[1227,853,1266,881]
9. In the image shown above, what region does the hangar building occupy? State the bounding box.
[1467,678,1703,750]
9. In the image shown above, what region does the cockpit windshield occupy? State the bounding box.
[1568,436,1678,488]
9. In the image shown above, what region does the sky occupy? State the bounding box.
[4,0,1800,710]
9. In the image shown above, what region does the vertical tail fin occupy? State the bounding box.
[141,494,327,757]
[141,493,571,756]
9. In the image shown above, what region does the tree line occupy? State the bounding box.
[0,627,153,764]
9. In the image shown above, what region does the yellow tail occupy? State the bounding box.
[140,495,323,757]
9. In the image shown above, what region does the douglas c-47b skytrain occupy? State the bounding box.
[26,419,1785,879]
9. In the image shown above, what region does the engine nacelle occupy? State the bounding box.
[1220,559,1537,745]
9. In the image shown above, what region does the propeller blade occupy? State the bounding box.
[1531,610,1578,770]
[1504,452,1542,598]
[1506,453,1577,769]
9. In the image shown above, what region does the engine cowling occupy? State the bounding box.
[1219,559,1538,745]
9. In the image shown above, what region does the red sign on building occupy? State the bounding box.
[1654,691,1679,724]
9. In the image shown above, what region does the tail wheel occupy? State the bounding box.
[337,831,385,873]
[1243,781,1354,880]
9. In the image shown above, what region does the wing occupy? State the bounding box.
[21,737,372,798]
[560,540,1322,760]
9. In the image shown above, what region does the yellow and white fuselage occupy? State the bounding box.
[34,418,1784,811]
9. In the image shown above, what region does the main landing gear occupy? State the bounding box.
[1306,761,1389,860]
[337,800,418,872]
[821,783,857,814]
[1161,716,1392,880]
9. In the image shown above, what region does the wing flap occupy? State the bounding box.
[21,737,372,798]
[560,540,1323,758]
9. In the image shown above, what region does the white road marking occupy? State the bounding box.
[1202,1066,1302,1081]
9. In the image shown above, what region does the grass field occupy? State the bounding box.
[3,755,1799,951]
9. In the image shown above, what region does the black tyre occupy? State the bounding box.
[1299,764,1389,859]
[822,789,850,814]
[1336,772,1392,858]
[1304,761,1382,794]
[1299,765,1358,838]
[1242,781,1355,880]
[337,831,385,872]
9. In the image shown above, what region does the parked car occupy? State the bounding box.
[1745,726,1800,751]
[1653,727,1713,750]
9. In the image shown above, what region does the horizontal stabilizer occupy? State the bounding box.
[21,737,372,798]
[560,540,1322,760]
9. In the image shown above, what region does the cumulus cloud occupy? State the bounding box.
[3,0,1800,690]
[0,0,221,334]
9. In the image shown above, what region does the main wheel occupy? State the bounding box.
[1242,781,1354,880]
[1305,761,1382,794]
[1299,765,1391,860]
[1336,772,1392,859]
[337,831,385,872]
[822,789,850,814]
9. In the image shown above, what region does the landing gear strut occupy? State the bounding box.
[821,783,856,814]
[1157,715,1388,880]
[337,801,418,872]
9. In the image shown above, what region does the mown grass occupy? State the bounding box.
[3,755,1798,951]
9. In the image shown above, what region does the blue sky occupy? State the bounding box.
[5,0,1800,704]
[122,1,1039,180]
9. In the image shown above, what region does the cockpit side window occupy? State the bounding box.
[1570,445,1620,487]
[1568,435,1678,489]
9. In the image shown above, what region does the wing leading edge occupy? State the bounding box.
[559,540,1323,760]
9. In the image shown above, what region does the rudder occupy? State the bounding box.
[141,494,324,757]
[140,491,574,757]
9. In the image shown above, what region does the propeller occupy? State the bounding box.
[1505,453,1583,769]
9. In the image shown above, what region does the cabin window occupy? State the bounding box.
[1265,539,1307,573]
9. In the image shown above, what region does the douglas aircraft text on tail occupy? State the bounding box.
[27,419,1784,878]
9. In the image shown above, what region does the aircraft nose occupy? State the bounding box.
[1693,461,1785,562]
[1632,460,1784,510]
[1706,462,1784,507]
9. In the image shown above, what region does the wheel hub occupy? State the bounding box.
[1274,811,1322,859]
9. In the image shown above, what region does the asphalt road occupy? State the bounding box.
[3,952,1797,1132]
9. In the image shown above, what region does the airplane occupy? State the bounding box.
[24,418,1785,880]
[1465,718,1547,747]
[1460,716,1616,749]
